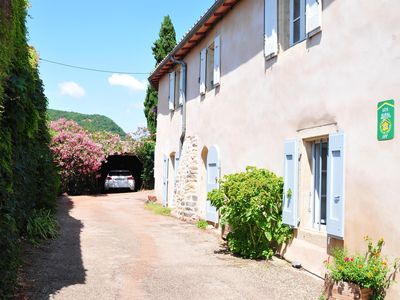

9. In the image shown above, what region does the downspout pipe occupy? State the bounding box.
[170,56,187,158]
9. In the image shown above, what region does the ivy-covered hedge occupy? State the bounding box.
[0,0,59,297]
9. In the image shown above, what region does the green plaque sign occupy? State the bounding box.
[377,100,395,141]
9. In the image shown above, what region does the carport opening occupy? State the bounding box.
[99,154,143,192]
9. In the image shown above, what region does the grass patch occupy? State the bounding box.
[145,202,171,216]
[27,209,59,245]
[197,219,208,230]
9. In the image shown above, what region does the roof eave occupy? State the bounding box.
[148,0,239,89]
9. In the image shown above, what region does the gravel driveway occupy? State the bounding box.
[20,191,323,300]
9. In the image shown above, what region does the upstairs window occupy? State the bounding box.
[168,67,184,111]
[174,67,181,108]
[290,0,306,46]
[264,0,322,55]
[200,35,220,95]
[206,42,215,91]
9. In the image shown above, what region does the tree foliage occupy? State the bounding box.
[144,15,177,135]
[152,15,177,65]
[208,167,293,259]
[135,138,155,189]
[48,109,126,138]
[0,0,59,296]
[143,86,158,135]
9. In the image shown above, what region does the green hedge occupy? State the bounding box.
[0,0,59,297]
[208,167,293,259]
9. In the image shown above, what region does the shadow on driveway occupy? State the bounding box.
[19,196,86,299]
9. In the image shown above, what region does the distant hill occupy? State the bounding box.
[48,109,126,138]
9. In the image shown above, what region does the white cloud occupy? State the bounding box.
[126,101,144,114]
[133,101,144,109]
[108,74,147,92]
[58,81,86,98]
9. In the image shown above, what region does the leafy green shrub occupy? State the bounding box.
[208,166,292,259]
[325,237,400,300]
[136,139,155,189]
[145,202,171,216]
[197,219,208,230]
[27,209,59,245]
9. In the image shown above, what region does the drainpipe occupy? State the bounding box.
[170,57,187,158]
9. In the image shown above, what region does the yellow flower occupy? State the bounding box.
[382,260,388,267]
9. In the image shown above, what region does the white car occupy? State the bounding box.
[104,170,135,191]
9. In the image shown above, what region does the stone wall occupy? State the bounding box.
[172,136,200,222]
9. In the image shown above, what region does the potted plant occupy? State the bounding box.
[324,237,399,300]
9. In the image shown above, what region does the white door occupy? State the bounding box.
[206,146,220,223]
[162,155,169,207]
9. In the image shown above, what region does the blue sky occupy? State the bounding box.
[27,0,214,133]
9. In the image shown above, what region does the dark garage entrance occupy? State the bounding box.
[99,154,143,192]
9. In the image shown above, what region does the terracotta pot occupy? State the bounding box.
[325,279,373,300]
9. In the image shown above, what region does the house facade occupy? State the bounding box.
[149,0,400,297]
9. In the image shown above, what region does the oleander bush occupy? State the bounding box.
[50,119,105,195]
[208,166,292,259]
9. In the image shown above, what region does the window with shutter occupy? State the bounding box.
[311,139,328,230]
[168,72,175,111]
[178,66,185,106]
[282,139,299,228]
[174,68,180,108]
[306,0,322,38]
[326,132,345,239]
[206,42,215,91]
[162,155,169,207]
[290,0,306,46]
[199,48,206,95]
[264,0,278,59]
[213,35,221,86]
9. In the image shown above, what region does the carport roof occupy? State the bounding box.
[148,0,240,89]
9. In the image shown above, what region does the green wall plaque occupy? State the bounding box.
[377,100,395,141]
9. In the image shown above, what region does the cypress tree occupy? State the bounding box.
[144,15,177,136]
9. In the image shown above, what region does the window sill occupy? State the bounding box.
[289,36,307,48]
[296,227,327,248]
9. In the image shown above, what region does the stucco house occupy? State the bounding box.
[149,0,400,297]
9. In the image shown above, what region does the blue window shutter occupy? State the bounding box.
[199,48,206,95]
[178,69,185,106]
[264,0,278,59]
[327,132,345,239]
[171,154,179,207]
[213,35,221,87]
[206,145,220,223]
[282,139,299,228]
[169,72,175,110]
[162,155,169,207]
[306,0,322,38]
[174,154,180,188]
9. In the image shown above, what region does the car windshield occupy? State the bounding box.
[108,171,131,177]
